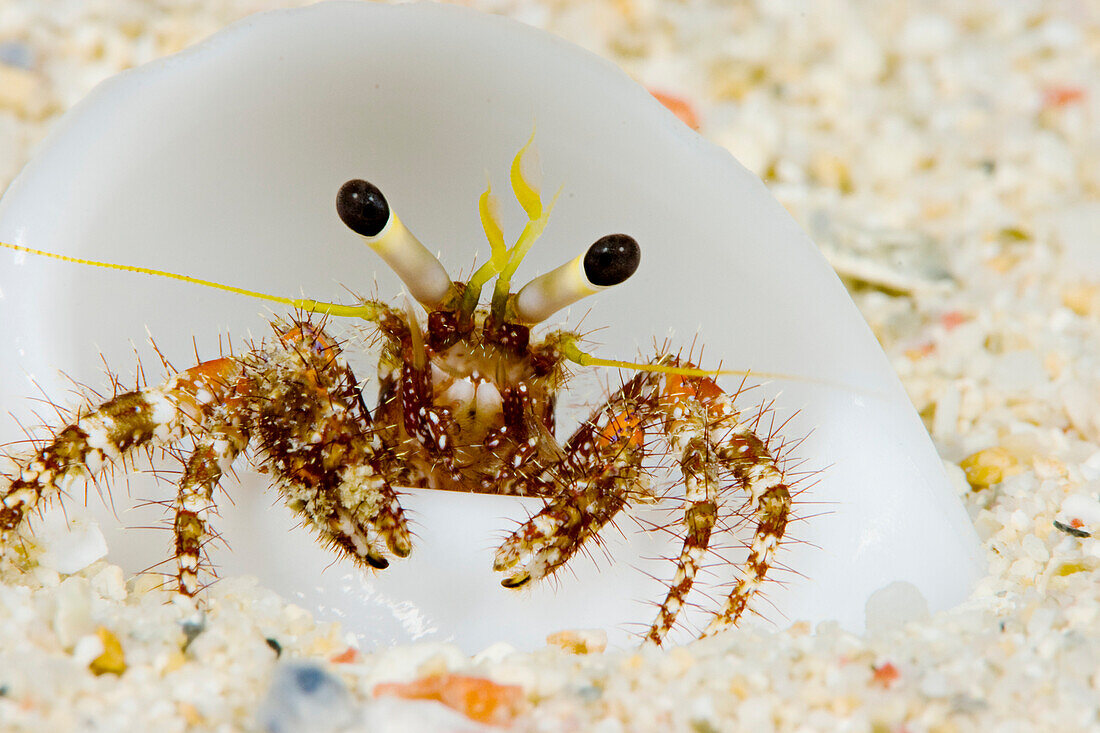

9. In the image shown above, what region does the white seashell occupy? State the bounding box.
[0,3,981,651]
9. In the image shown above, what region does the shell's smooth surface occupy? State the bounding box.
[0,2,981,651]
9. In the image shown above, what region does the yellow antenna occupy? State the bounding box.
[2,244,880,395]
[558,336,873,391]
[561,338,753,378]
[0,241,381,321]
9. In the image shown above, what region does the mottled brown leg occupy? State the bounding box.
[701,431,791,637]
[255,319,412,571]
[492,373,656,587]
[2,357,243,535]
[644,371,791,643]
[174,424,248,596]
[644,373,725,644]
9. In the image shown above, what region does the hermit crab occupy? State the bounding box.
[0,141,792,645]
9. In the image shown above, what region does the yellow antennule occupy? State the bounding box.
[0,241,381,321]
[460,176,512,315]
[479,178,507,258]
[490,185,561,316]
[488,134,564,322]
[510,129,542,221]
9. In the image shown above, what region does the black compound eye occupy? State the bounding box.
[336,179,390,237]
[583,234,640,287]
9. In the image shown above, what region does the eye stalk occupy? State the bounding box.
[511,234,640,324]
[337,180,453,308]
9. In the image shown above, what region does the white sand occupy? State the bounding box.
[1,1,1098,730]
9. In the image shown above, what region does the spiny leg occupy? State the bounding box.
[252,319,412,570]
[701,429,791,637]
[488,364,732,644]
[644,373,723,645]
[492,372,656,587]
[174,423,248,597]
[1,357,244,535]
[644,370,791,644]
[479,433,556,497]
[492,474,632,588]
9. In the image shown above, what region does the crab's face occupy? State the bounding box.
[334,153,642,448]
[331,147,646,490]
[424,311,551,443]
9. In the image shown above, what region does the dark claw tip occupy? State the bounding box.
[337,179,390,238]
[501,574,531,589]
[366,553,390,570]
[583,234,641,287]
